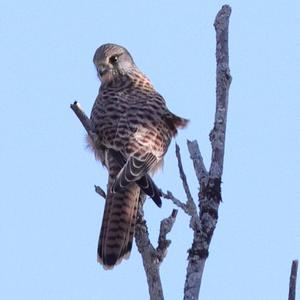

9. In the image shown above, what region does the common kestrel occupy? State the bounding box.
[88,43,188,269]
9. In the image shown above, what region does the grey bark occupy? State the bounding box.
[135,203,178,300]
[160,7,232,297]
[288,260,298,300]
[183,5,232,300]
[134,202,164,300]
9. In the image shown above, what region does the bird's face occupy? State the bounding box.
[93,44,135,83]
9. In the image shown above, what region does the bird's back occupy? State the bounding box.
[91,70,182,161]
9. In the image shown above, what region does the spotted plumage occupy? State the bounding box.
[88,43,188,268]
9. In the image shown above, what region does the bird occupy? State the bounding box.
[88,43,188,269]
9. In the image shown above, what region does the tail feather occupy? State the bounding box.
[97,182,140,268]
[97,154,140,269]
[120,193,138,259]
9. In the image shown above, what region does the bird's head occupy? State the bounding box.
[93,43,135,84]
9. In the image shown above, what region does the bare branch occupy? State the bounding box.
[161,144,200,229]
[135,199,164,300]
[135,199,179,300]
[209,5,232,179]
[70,101,95,135]
[156,209,178,262]
[175,144,198,215]
[288,259,298,300]
[94,185,106,199]
[183,5,232,300]
[187,140,208,187]
[184,257,206,300]
[161,190,190,216]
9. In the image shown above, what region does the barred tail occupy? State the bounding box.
[97,153,140,269]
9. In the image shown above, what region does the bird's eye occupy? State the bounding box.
[109,55,119,64]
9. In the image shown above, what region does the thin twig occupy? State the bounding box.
[175,143,194,204]
[94,185,106,199]
[70,101,95,135]
[161,190,200,231]
[161,190,190,215]
[175,144,198,216]
[288,259,298,300]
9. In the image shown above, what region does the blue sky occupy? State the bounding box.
[1,0,299,299]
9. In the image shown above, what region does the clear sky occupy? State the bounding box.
[1,0,299,299]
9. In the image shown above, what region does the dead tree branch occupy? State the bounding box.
[94,185,106,199]
[135,203,178,300]
[70,101,95,136]
[161,190,191,216]
[182,5,231,300]
[187,140,208,187]
[133,201,164,300]
[288,259,298,300]
[156,209,178,261]
[161,7,231,299]
[175,144,198,218]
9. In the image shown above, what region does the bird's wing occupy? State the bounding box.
[108,149,162,207]
[111,153,158,193]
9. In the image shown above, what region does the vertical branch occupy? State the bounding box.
[209,4,232,179]
[288,260,298,300]
[135,199,178,300]
[183,5,232,300]
[135,199,164,300]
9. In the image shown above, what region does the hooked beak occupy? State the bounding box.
[98,64,110,77]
